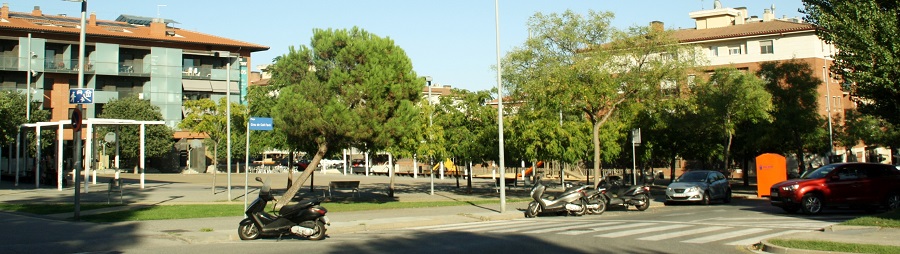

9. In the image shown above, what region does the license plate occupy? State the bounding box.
[770,192,779,197]
[671,193,686,197]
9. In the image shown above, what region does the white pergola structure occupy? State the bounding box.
[21,118,164,191]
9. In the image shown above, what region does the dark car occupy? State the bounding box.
[769,162,900,215]
[665,170,731,205]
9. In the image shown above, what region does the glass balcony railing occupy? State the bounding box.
[45,59,93,72]
[0,55,19,69]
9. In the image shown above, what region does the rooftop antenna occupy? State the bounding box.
[156,4,166,19]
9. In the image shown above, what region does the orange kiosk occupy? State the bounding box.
[755,153,787,197]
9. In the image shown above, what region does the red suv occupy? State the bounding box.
[769,162,900,214]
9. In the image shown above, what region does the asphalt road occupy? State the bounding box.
[95,198,864,254]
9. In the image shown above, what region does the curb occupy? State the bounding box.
[759,239,855,254]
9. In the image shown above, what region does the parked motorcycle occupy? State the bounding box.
[525,177,602,217]
[238,177,330,241]
[596,175,653,211]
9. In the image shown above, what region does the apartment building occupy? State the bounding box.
[0,3,269,139]
[673,3,889,164]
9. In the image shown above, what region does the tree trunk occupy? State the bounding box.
[592,120,602,187]
[669,153,676,183]
[276,142,328,209]
[742,157,750,187]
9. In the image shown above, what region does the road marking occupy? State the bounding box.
[411,220,527,231]
[521,221,622,234]
[558,222,656,235]
[487,221,586,233]
[681,228,771,243]
[637,226,732,241]
[459,220,536,232]
[595,224,693,238]
[725,230,810,246]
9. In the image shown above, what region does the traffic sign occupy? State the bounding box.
[69,88,95,104]
[71,108,82,132]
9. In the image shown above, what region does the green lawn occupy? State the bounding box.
[841,209,900,228]
[2,198,531,223]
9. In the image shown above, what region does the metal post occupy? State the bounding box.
[244,106,251,213]
[72,0,88,219]
[226,55,232,201]
[823,66,835,158]
[494,0,507,213]
[26,33,32,121]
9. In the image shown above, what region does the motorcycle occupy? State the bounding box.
[525,177,603,217]
[238,177,330,241]
[596,175,653,211]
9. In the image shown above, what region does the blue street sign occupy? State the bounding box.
[69,88,95,104]
[249,117,273,131]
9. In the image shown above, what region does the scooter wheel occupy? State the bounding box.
[238,219,260,240]
[525,202,540,218]
[307,221,327,241]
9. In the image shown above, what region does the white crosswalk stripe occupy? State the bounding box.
[637,226,732,241]
[681,228,771,244]
[521,221,622,234]
[595,224,693,238]
[408,219,516,230]
[487,221,586,233]
[558,222,657,235]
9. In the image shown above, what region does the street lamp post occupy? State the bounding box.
[494,0,507,213]
[214,51,236,201]
[424,76,434,196]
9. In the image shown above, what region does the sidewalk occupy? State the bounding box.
[2,172,898,253]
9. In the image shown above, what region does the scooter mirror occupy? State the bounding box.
[255,177,263,183]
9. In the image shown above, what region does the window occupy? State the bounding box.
[687,75,696,88]
[728,45,743,55]
[660,80,677,96]
[709,46,718,56]
[760,40,774,54]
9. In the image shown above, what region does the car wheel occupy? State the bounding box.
[664,201,672,206]
[700,192,711,206]
[524,201,540,218]
[801,193,823,215]
[886,193,900,211]
[723,189,732,204]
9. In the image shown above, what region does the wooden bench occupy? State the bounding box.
[494,178,518,192]
[327,181,360,197]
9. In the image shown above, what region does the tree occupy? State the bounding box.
[269,27,421,208]
[757,60,828,174]
[502,10,701,185]
[98,96,174,168]
[836,109,900,162]
[803,1,900,127]
[432,89,498,191]
[0,91,51,174]
[179,97,248,170]
[692,68,773,171]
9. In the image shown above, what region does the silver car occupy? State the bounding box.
[665,170,732,205]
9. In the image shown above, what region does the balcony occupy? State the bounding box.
[45,59,93,73]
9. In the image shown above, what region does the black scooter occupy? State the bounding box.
[238,177,330,241]
[597,175,653,211]
[525,177,596,217]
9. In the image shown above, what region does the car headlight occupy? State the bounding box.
[687,186,700,192]
[781,184,799,191]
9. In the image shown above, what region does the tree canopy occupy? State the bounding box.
[98,96,174,167]
[268,27,421,207]
[803,0,900,126]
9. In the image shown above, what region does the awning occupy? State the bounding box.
[210,81,240,93]
[182,80,212,92]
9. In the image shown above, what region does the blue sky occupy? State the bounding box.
[20,0,805,92]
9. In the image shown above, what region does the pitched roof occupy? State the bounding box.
[673,20,816,43]
[0,11,268,51]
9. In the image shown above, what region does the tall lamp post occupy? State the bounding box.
[494,0,507,213]
[215,50,236,201]
[424,76,434,195]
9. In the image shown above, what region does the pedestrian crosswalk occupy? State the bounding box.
[405,216,848,246]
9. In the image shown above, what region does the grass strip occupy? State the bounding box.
[769,239,900,254]
[66,198,530,223]
[0,203,123,215]
[840,209,900,228]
